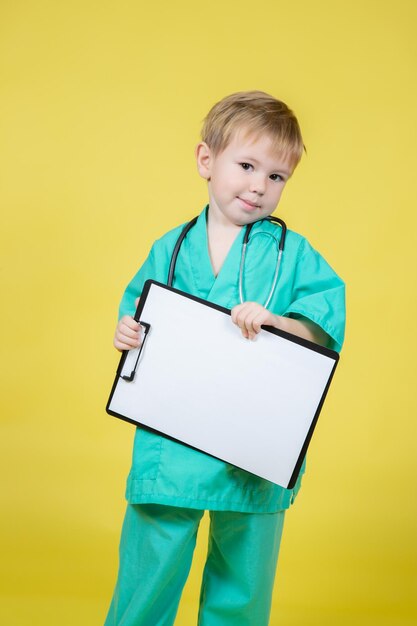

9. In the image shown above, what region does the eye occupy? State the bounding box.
[270,173,284,182]
[240,162,253,171]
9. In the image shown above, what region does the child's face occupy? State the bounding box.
[197,129,294,227]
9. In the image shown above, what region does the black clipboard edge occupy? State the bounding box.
[139,280,340,361]
[106,279,340,490]
[105,409,293,489]
[286,357,339,488]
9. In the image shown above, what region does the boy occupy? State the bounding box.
[105,91,345,626]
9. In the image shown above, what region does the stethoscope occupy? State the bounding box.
[122,209,287,381]
[167,207,287,309]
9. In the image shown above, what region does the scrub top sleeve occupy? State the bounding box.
[283,239,346,352]
[118,242,167,319]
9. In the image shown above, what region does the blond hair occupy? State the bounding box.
[201,91,305,168]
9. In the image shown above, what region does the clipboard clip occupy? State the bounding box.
[120,321,151,382]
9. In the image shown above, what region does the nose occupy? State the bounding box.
[249,173,266,195]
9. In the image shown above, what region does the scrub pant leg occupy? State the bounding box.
[198,509,286,626]
[104,503,204,626]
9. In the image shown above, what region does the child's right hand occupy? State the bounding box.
[113,316,142,352]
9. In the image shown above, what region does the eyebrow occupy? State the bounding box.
[240,156,291,176]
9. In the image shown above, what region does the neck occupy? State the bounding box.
[205,205,243,277]
[206,204,243,234]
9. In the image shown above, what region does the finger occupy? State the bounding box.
[115,322,142,344]
[238,302,261,320]
[236,307,260,334]
[251,313,267,333]
[250,312,272,339]
[243,310,259,331]
[241,327,249,339]
[114,329,143,348]
[244,320,258,340]
[114,333,138,349]
[236,314,251,339]
[119,323,141,339]
[231,301,257,322]
[232,310,250,339]
[135,297,140,308]
[242,310,267,340]
[231,304,246,325]
[120,324,142,342]
[121,316,141,331]
[234,306,255,329]
[114,340,132,351]
[114,337,137,351]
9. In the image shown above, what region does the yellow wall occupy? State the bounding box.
[1,1,416,624]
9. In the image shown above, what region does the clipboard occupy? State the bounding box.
[106,280,339,489]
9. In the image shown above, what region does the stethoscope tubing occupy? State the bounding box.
[167,215,198,287]
[167,210,287,309]
[239,216,286,308]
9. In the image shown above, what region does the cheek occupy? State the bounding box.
[265,187,280,205]
[271,185,285,202]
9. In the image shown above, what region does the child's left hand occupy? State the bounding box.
[231,302,277,340]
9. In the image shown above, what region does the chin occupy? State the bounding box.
[241,212,263,224]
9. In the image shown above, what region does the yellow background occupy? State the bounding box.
[1,1,416,624]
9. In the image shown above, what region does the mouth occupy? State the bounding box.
[237,197,260,211]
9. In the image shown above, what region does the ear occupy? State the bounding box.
[195,142,212,180]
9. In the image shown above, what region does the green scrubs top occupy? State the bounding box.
[119,207,346,513]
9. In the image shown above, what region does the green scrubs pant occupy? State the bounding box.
[104,503,285,626]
